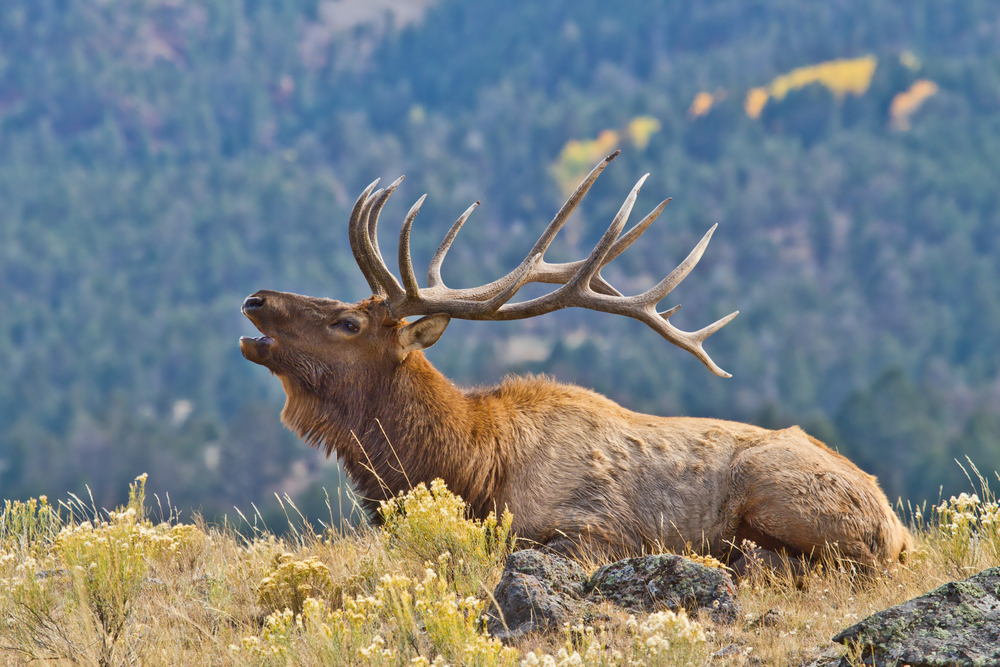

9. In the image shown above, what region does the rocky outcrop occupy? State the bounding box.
[586,554,741,623]
[832,566,1000,667]
[485,550,590,641]
[486,549,740,640]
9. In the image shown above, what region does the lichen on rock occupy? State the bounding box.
[486,549,741,641]
[485,550,589,641]
[586,553,741,623]
[833,566,1000,667]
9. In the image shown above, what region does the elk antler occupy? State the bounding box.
[348,151,739,377]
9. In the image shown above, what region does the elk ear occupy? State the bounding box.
[397,313,451,357]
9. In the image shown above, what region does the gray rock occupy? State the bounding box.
[586,554,741,623]
[502,549,589,598]
[486,551,588,640]
[797,645,847,667]
[713,643,745,658]
[748,607,786,629]
[832,566,1000,667]
[487,549,742,640]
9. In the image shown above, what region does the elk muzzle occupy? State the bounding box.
[240,293,274,364]
[240,334,273,364]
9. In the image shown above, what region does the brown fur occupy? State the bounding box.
[240,291,912,566]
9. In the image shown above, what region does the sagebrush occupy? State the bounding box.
[2,473,999,666]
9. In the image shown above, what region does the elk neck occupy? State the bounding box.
[279,349,508,521]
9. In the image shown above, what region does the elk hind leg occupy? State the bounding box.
[732,441,889,570]
[724,519,810,581]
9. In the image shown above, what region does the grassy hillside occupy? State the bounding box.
[3,477,1000,666]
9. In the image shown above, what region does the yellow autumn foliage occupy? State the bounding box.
[688,89,727,119]
[744,87,769,120]
[550,116,660,197]
[744,56,878,119]
[688,91,715,118]
[626,116,661,149]
[889,79,939,130]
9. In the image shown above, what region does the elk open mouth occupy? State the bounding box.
[240,335,274,364]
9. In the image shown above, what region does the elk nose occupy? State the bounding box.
[242,295,265,312]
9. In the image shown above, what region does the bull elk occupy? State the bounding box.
[240,152,911,568]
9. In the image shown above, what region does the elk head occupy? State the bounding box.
[240,293,450,389]
[241,151,738,383]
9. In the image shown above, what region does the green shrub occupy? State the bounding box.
[379,479,514,596]
[257,553,336,617]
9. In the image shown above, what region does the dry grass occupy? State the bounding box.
[2,467,1000,667]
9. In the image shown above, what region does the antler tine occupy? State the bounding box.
[359,188,386,296]
[643,309,740,377]
[692,310,740,340]
[565,174,646,291]
[639,223,718,305]
[427,201,479,289]
[368,176,405,255]
[587,197,670,296]
[605,198,671,265]
[609,221,737,376]
[526,150,620,258]
[522,197,671,298]
[618,221,736,376]
[349,179,382,295]
[398,194,427,300]
[360,177,406,300]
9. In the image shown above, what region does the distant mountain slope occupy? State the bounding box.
[1,0,999,510]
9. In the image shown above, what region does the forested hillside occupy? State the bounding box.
[2,0,1000,520]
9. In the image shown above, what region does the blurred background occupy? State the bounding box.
[2,0,999,527]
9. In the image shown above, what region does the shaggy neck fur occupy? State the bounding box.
[280,350,508,521]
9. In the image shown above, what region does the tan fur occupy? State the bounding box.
[240,292,912,566]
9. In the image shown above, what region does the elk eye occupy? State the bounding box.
[331,318,361,333]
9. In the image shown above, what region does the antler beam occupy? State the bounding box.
[347,151,738,377]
